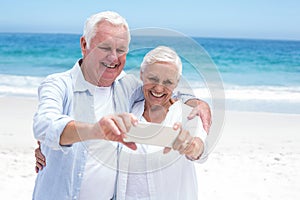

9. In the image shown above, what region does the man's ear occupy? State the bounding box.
[140,71,143,81]
[80,36,87,57]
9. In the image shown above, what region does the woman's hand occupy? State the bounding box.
[163,122,204,160]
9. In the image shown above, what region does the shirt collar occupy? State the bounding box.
[71,59,96,95]
[70,59,127,96]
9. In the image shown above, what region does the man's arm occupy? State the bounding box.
[59,114,138,150]
[59,121,95,145]
[172,91,212,133]
[34,76,138,150]
[33,76,74,150]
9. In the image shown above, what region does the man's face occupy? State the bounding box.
[81,21,129,87]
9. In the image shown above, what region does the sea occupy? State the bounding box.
[0,32,299,114]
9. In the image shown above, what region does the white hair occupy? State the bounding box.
[141,46,182,80]
[83,11,131,48]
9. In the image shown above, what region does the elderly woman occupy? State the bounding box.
[118,46,207,200]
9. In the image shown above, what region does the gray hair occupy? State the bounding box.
[83,11,131,49]
[141,46,182,80]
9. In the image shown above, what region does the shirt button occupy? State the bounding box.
[73,196,77,200]
[78,173,82,177]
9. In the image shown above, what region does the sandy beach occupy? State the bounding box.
[0,96,299,200]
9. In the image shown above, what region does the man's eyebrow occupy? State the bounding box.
[118,45,128,50]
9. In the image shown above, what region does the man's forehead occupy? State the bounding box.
[96,21,128,35]
[93,28,129,44]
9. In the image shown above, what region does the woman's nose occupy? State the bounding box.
[153,84,164,92]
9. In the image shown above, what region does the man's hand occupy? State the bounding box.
[94,113,138,150]
[185,99,212,133]
[35,141,46,173]
[163,122,204,160]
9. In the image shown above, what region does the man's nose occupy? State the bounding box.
[107,50,118,63]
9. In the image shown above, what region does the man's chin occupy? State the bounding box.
[97,77,116,87]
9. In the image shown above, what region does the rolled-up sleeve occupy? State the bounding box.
[33,77,74,150]
[193,119,209,163]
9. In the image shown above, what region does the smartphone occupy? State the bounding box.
[124,122,179,147]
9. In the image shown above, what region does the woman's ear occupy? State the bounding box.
[174,79,179,88]
[80,37,87,57]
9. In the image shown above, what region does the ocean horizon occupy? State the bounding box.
[1,32,299,114]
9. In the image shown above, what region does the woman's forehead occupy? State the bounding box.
[144,63,178,74]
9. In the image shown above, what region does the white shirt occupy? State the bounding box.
[117,100,207,200]
[79,86,116,200]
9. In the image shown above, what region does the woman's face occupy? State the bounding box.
[141,62,179,109]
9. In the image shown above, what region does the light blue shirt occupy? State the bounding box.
[32,60,143,200]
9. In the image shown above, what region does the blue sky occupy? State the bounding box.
[1,0,299,40]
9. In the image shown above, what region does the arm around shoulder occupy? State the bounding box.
[173,91,212,133]
[185,99,212,134]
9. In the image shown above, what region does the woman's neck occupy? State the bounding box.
[143,98,175,123]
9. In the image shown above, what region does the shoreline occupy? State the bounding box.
[1,96,300,199]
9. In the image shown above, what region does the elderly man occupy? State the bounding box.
[33,11,211,200]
